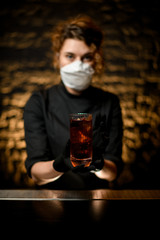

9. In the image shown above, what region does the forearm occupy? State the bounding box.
[95,159,117,182]
[31,160,63,185]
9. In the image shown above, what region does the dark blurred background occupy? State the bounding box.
[0,0,160,188]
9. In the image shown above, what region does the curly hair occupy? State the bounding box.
[51,15,104,73]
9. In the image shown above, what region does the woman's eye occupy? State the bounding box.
[66,54,74,60]
[82,55,93,62]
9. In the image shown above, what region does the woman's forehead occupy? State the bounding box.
[60,38,93,55]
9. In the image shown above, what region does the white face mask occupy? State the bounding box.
[60,60,95,91]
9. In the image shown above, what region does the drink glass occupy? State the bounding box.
[70,113,92,167]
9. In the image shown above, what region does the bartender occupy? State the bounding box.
[24,15,123,189]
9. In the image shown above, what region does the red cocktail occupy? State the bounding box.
[70,113,92,167]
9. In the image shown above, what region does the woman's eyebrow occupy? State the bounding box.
[64,51,93,56]
[82,52,93,57]
[65,52,75,55]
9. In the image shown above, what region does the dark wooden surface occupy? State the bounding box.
[0,189,160,237]
[0,189,160,200]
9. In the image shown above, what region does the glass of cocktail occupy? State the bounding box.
[70,113,92,167]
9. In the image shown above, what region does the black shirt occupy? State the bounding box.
[24,83,123,189]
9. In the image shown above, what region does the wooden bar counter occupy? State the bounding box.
[0,189,160,200]
[0,189,160,237]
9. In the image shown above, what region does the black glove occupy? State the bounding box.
[71,151,104,173]
[90,116,108,171]
[71,145,104,173]
[53,141,73,172]
[91,148,104,171]
[72,162,96,173]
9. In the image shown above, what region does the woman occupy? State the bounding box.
[24,15,123,189]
